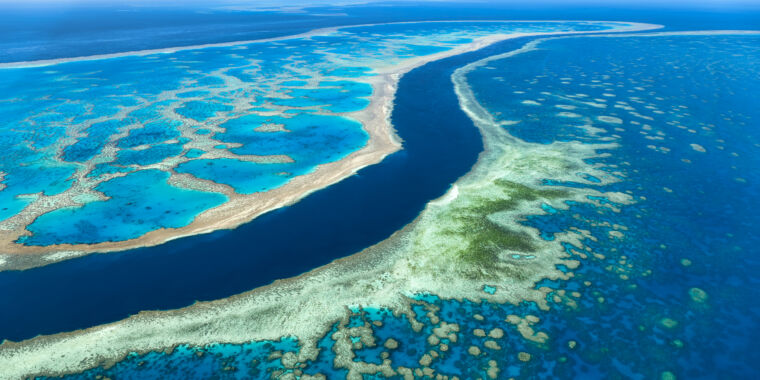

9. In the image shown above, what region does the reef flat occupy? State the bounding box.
[0,20,655,270]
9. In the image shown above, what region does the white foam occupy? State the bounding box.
[430,185,459,206]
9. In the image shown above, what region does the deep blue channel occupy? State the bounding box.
[0,37,543,343]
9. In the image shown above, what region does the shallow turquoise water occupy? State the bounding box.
[175,100,233,122]
[175,159,296,195]
[217,113,368,164]
[21,170,227,245]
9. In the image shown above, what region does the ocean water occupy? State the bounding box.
[175,159,298,195]
[41,30,760,380]
[457,32,760,378]
[1,3,759,379]
[0,4,326,63]
[3,2,758,64]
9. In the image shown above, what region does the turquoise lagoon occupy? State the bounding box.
[20,170,227,245]
[0,21,631,248]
